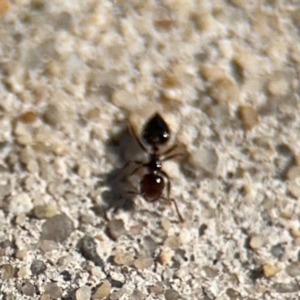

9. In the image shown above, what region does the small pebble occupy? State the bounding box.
[262,263,279,278]
[158,249,172,265]
[39,240,59,252]
[133,256,153,270]
[270,243,284,259]
[43,283,62,299]
[3,293,15,300]
[76,286,92,300]
[238,105,259,130]
[15,250,28,260]
[130,289,145,300]
[109,288,127,300]
[114,251,134,266]
[22,281,36,296]
[249,235,265,250]
[287,181,300,199]
[268,76,289,96]
[154,6,174,31]
[92,280,111,300]
[0,0,10,17]
[77,162,91,178]
[78,235,103,267]
[272,282,300,293]
[40,214,74,243]
[286,166,300,181]
[107,219,126,240]
[26,159,39,173]
[161,218,172,231]
[149,282,164,294]
[142,235,158,256]
[226,288,240,300]
[43,104,62,127]
[164,235,181,249]
[202,266,219,278]
[19,111,38,123]
[7,192,33,215]
[60,270,72,281]
[209,77,239,103]
[285,262,300,277]
[165,288,180,300]
[30,260,47,276]
[1,264,14,279]
[0,239,14,249]
[17,266,28,278]
[33,204,58,219]
[0,184,11,197]
[289,226,300,238]
[57,255,73,266]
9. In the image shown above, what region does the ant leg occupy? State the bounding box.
[162,152,184,162]
[113,191,140,213]
[121,160,143,171]
[161,145,185,162]
[108,160,143,181]
[161,144,178,156]
[159,170,184,222]
[170,198,184,223]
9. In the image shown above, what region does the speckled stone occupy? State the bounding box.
[114,251,134,266]
[92,280,111,300]
[165,288,180,300]
[226,288,240,299]
[0,239,14,249]
[164,235,181,249]
[21,281,36,296]
[1,264,14,279]
[285,262,300,277]
[272,282,300,293]
[78,235,103,267]
[130,289,145,300]
[270,243,284,259]
[109,288,127,300]
[43,283,62,299]
[30,260,47,276]
[3,293,15,300]
[133,256,153,270]
[39,240,59,252]
[107,219,126,240]
[0,184,11,197]
[149,282,164,294]
[76,286,92,300]
[40,214,74,243]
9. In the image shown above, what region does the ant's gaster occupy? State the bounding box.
[114,113,184,222]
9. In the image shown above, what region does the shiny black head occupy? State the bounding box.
[142,113,170,147]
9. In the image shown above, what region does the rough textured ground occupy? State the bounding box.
[1,0,300,299]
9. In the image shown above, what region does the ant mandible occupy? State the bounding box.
[115,112,184,222]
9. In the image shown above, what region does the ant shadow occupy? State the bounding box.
[100,126,145,213]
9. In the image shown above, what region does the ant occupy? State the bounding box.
[114,112,184,222]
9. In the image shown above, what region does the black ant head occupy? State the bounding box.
[141,113,170,147]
